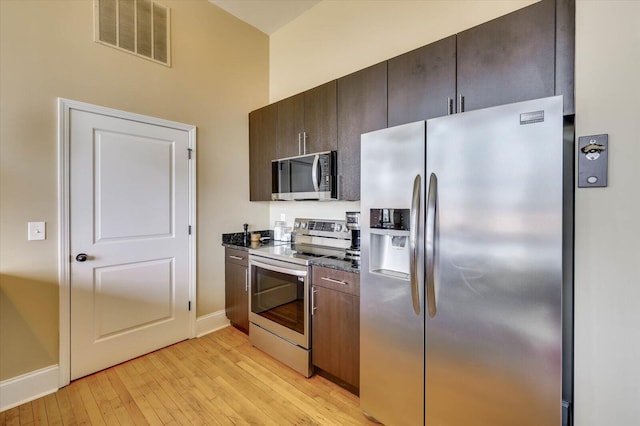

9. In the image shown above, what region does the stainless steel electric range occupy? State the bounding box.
[247,218,351,377]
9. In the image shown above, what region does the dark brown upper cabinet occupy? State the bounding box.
[337,63,387,201]
[275,93,304,159]
[248,0,574,202]
[304,81,338,154]
[387,0,573,123]
[388,35,457,126]
[456,0,556,113]
[249,103,277,201]
[276,80,337,159]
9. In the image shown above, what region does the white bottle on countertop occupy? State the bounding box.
[274,220,286,241]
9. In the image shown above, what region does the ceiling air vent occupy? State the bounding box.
[94,0,171,66]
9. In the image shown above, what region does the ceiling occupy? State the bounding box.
[209,0,322,35]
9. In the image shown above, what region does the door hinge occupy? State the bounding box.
[187,148,193,159]
[188,225,192,235]
[188,301,191,311]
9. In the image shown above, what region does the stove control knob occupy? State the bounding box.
[335,224,342,232]
[301,222,307,229]
[294,222,300,228]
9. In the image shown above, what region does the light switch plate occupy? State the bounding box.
[28,221,46,241]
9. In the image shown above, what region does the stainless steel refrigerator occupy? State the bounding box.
[360,96,572,425]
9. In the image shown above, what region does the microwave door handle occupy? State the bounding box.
[311,154,320,192]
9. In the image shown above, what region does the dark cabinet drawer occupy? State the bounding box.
[312,266,359,296]
[225,247,248,266]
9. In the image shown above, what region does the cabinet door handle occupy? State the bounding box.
[229,255,244,260]
[458,93,465,113]
[245,269,248,292]
[320,276,349,286]
[298,133,302,156]
[311,287,318,315]
[303,131,307,155]
[447,97,454,115]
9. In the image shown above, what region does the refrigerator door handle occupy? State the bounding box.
[409,174,421,315]
[426,172,438,318]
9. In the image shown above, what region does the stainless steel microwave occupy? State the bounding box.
[272,151,337,201]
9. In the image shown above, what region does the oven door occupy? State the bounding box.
[248,256,309,348]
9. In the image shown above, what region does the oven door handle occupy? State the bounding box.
[250,259,307,277]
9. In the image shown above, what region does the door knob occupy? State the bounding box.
[75,253,89,262]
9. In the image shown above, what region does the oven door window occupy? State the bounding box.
[251,265,305,335]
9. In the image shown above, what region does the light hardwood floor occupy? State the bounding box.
[1,326,376,425]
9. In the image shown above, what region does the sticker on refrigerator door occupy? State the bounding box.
[520,110,545,125]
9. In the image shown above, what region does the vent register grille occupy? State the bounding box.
[95,0,170,66]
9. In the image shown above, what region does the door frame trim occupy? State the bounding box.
[57,98,197,387]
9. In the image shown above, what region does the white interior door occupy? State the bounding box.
[69,109,192,380]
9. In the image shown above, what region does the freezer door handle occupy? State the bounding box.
[409,174,421,315]
[426,173,438,318]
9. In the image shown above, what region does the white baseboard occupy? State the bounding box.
[0,365,59,412]
[195,309,230,337]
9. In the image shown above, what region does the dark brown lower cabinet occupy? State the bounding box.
[225,248,249,333]
[311,266,360,393]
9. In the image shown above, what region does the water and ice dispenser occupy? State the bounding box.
[368,208,411,279]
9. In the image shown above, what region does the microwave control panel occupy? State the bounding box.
[318,155,331,190]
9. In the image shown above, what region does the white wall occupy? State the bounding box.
[269,0,640,423]
[0,0,269,381]
[573,2,640,424]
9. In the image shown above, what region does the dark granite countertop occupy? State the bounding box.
[222,231,359,273]
[310,257,360,274]
[222,230,277,251]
